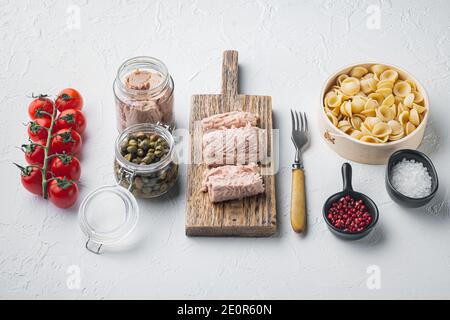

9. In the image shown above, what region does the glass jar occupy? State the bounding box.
[114,123,178,198]
[113,56,174,132]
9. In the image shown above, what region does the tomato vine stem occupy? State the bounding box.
[41,99,58,199]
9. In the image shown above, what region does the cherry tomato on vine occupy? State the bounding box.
[22,140,46,166]
[28,118,51,142]
[28,95,54,119]
[49,154,81,181]
[55,109,87,135]
[55,88,83,112]
[14,163,47,196]
[48,177,78,209]
[51,128,82,155]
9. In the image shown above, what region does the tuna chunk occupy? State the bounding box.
[201,164,264,202]
[201,111,259,132]
[203,124,265,167]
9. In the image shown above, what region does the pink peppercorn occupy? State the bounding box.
[327,195,372,233]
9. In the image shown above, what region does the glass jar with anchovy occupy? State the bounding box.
[114,123,178,198]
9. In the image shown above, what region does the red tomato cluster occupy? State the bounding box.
[18,88,87,209]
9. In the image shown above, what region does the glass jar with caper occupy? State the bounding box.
[114,123,178,198]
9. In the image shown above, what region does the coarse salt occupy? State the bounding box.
[391,158,432,198]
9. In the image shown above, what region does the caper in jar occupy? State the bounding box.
[120,132,170,165]
[114,159,178,199]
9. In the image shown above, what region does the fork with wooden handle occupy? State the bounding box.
[290,110,309,233]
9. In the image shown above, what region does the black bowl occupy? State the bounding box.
[386,149,439,208]
[323,163,379,240]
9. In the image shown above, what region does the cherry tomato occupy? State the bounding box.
[28,95,55,119]
[14,164,45,196]
[48,177,78,209]
[55,109,87,135]
[51,128,82,155]
[22,140,46,166]
[28,118,51,142]
[49,154,81,181]
[55,88,83,112]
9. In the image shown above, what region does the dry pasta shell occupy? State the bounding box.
[350,66,369,79]
[360,135,385,144]
[377,80,394,89]
[380,69,399,82]
[355,91,368,99]
[381,94,395,107]
[370,64,388,77]
[330,105,341,117]
[394,95,404,104]
[362,73,375,79]
[405,122,416,135]
[380,134,389,143]
[413,103,426,114]
[389,104,397,116]
[389,131,405,141]
[413,90,424,103]
[403,93,415,107]
[368,93,384,105]
[396,102,407,117]
[409,108,420,126]
[364,98,378,110]
[351,96,365,114]
[398,110,410,125]
[340,77,361,96]
[338,120,352,133]
[364,116,381,131]
[372,122,392,137]
[330,86,340,94]
[375,88,392,97]
[393,81,412,97]
[360,124,371,135]
[376,105,395,122]
[326,112,338,126]
[337,74,349,86]
[350,129,364,140]
[325,91,335,100]
[341,100,353,117]
[341,94,351,101]
[350,115,364,130]
[360,77,377,94]
[406,79,417,92]
[326,92,342,108]
[387,120,403,135]
[361,109,376,117]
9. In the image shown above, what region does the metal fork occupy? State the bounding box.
[290,110,309,233]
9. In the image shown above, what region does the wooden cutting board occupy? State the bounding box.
[186,50,277,237]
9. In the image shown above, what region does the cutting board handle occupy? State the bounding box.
[222,50,239,101]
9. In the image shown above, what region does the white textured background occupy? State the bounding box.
[1,0,449,300]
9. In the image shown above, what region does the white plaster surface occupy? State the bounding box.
[1,0,449,299]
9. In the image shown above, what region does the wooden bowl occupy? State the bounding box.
[319,63,430,165]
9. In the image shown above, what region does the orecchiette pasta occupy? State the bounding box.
[324,64,427,143]
[350,66,368,79]
[360,77,377,94]
[380,69,399,82]
[393,81,411,97]
[340,77,361,96]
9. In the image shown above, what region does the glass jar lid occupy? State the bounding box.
[78,185,139,254]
